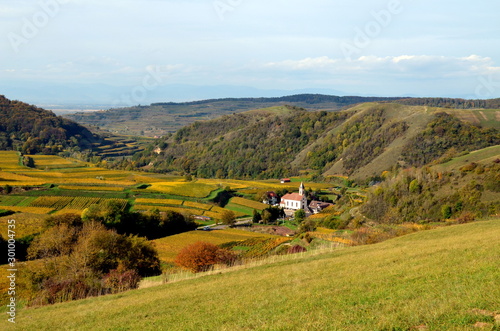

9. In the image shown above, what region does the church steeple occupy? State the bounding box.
[299,182,305,196]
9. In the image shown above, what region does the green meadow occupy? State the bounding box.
[8,218,500,331]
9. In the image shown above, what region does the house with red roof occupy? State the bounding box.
[262,191,279,205]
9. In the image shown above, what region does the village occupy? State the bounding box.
[262,181,335,218]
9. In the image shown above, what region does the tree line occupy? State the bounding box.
[1,201,197,306]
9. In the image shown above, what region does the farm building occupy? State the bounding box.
[309,200,334,214]
[262,191,279,205]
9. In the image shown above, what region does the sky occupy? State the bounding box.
[1,0,500,106]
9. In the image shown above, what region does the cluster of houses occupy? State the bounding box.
[263,182,334,216]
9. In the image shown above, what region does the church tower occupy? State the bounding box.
[299,182,305,196]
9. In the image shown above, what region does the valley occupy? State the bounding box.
[0,95,499,330]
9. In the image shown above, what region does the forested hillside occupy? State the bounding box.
[131,106,352,178]
[360,160,500,223]
[401,113,499,167]
[64,95,500,137]
[302,105,409,175]
[0,95,100,155]
[127,103,500,180]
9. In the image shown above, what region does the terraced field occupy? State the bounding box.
[0,194,128,214]
[0,151,323,223]
[146,182,218,198]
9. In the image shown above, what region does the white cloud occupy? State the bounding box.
[262,55,500,79]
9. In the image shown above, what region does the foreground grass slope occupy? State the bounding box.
[10,219,500,330]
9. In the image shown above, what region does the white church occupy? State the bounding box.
[280,182,308,211]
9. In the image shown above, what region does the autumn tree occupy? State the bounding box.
[175,242,237,273]
[220,210,236,226]
[298,219,317,233]
[23,217,161,305]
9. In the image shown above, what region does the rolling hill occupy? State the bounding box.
[0,95,150,159]
[131,103,500,180]
[63,95,405,137]
[63,95,500,138]
[0,95,100,155]
[8,218,500,330]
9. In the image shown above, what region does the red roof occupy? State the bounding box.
[281,193,304,201]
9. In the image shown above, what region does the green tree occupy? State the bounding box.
[441,205,453,220]
[82,201,129,229]
[409,179,421,194]
[262,210,272,224]
[294,209,306,223]
[252,209,262,223]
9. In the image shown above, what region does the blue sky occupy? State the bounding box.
[1,0,500,106]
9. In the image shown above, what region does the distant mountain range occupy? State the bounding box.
[63,94,407,137]
[1,82,351,109]
[63,94,500,137]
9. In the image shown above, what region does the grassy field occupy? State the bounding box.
[432,145,500,171]
[444,108,500,129]
[7,219,500,330]
[225,203,255,217]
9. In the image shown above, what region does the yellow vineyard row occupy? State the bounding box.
[54,209,84,216]
[59,185,125,191]
[183,200,212,210]
[147,182,217,198]
[134,198,183,206]
[133,205,206,216]
[230,197,268,210]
